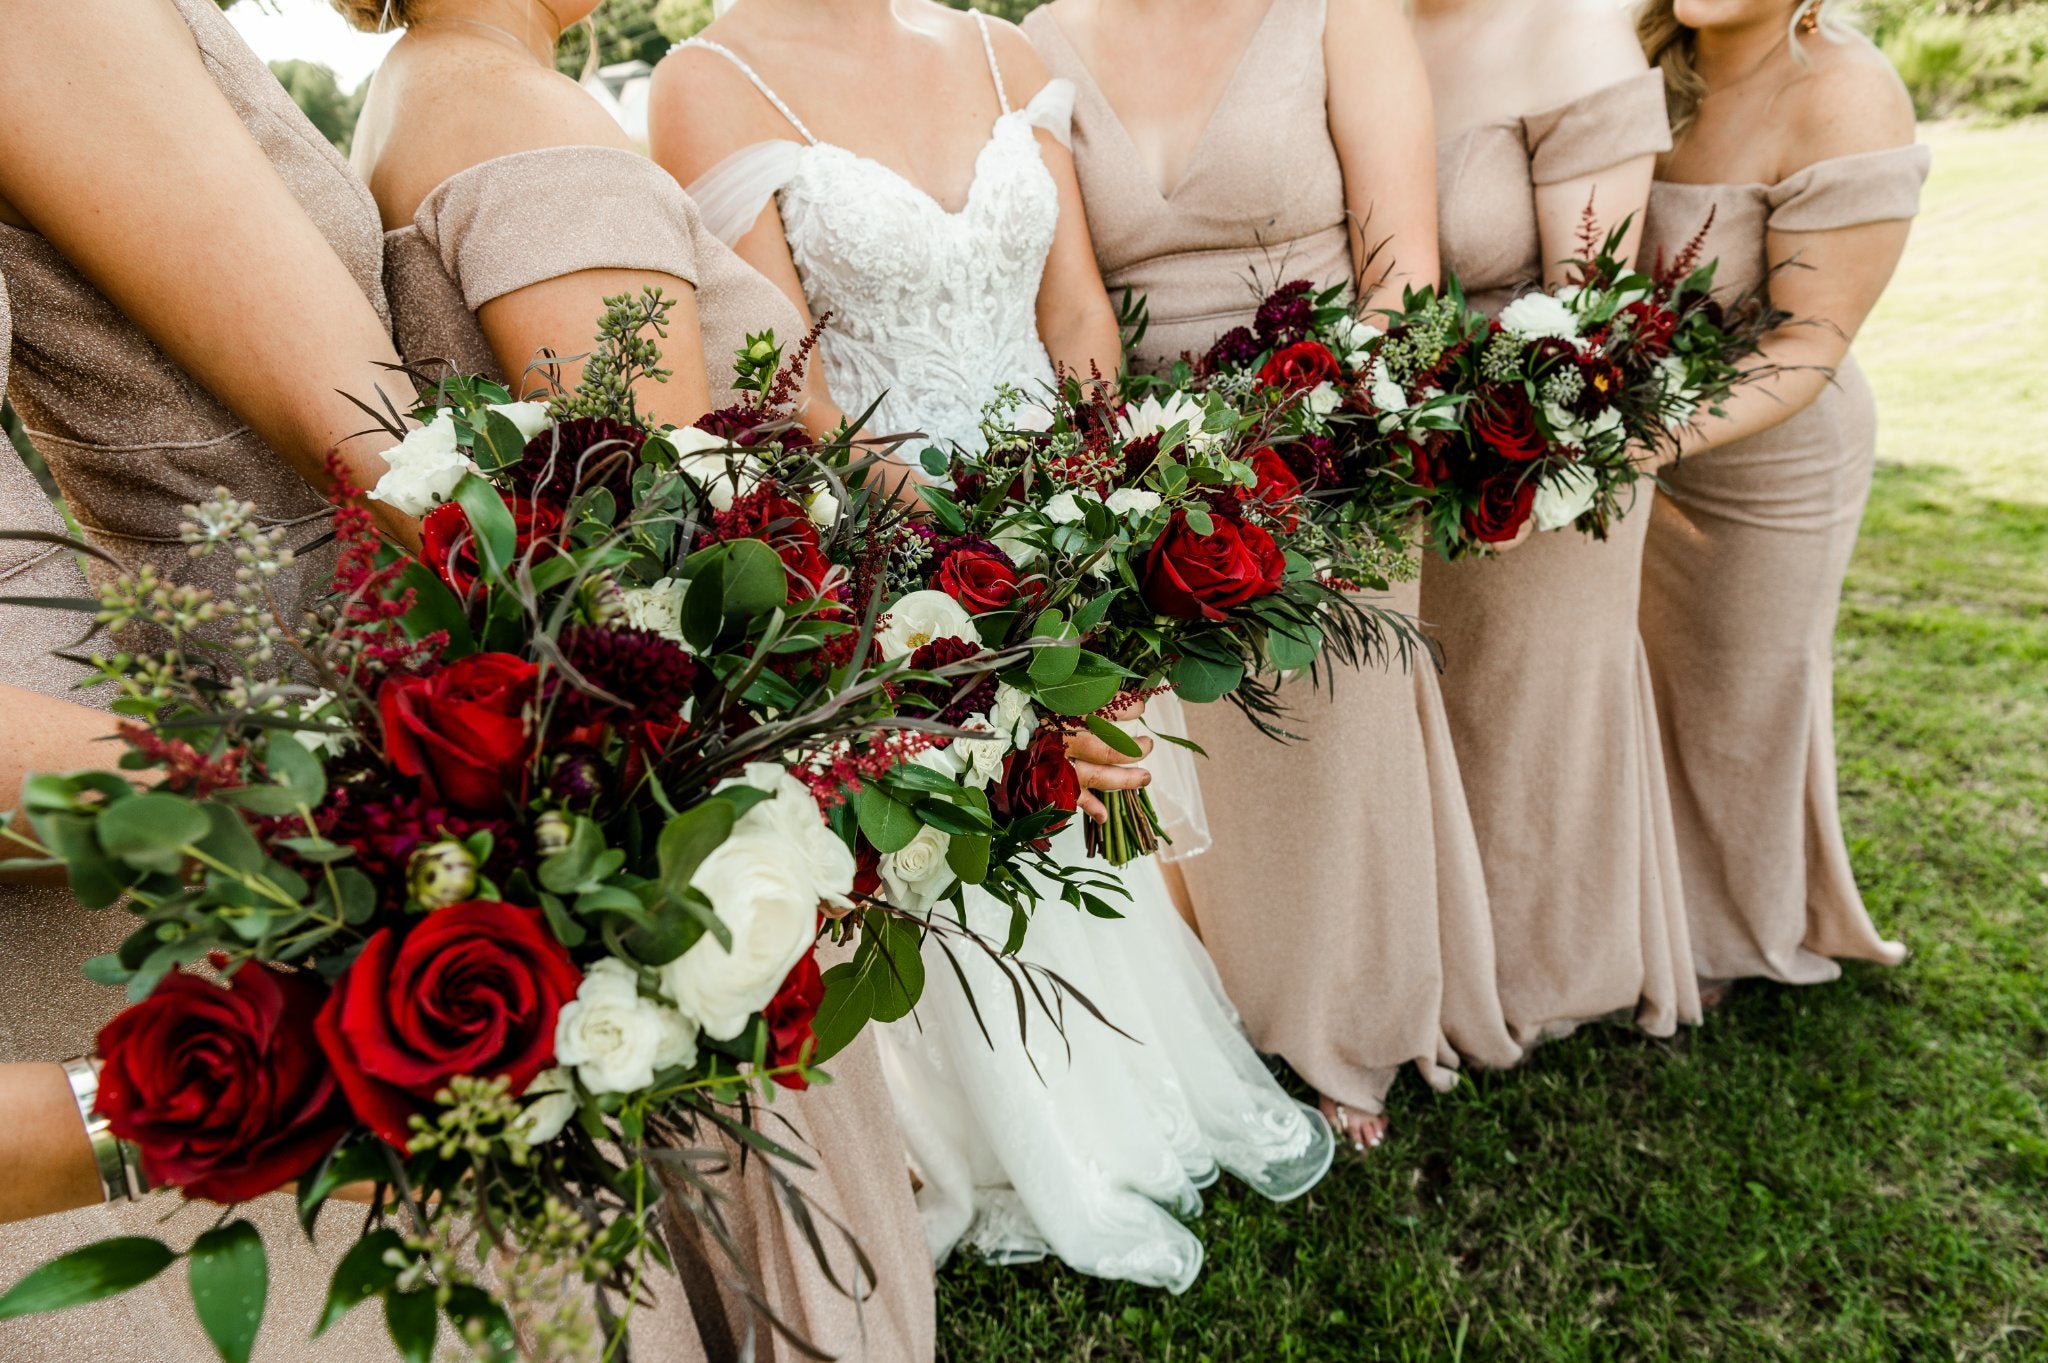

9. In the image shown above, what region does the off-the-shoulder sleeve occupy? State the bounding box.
[1524,70,1673,186]
[1020,77,1076,150]
[415,145,704,310]
[1765,143,1931,232]
[687,140,808,248]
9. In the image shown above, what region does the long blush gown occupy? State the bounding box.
[384,142,938,1362]
[0,1,397,1357]
[1638,143,1929,988]
[1028,0,1525,1120]
[1419,70,1700,1046]
[676,15,1333,1295]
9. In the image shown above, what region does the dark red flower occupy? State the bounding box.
[1574,351,1627,415]
[763,948,824,1090]
[1254,281,1316,347]
[1621,299,1679,356]
[513,417,646,506]
[1242,447,1303,531]
[419,496,563,599]
[1399,431,1455,489]
[96,963,349,1203]
[549,624,697,732]
[1472,384,1548,463]
[379,652,537,813]
[709,486,834,602]
[990,726,1080,843]
[1465,473,1537,544]
[1141,509,1286,621]
[692,405,812,451]
[1277,434,1343,489]
[1202,325,1263,375]
[1258,340,1341,394]
[310,781,511,908]
[935,545,1022,614]
[902,635,999,727]
[315,901,582,1150]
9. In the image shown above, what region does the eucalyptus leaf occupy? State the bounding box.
[0,1237,177,1320]
[856,786,921,855]
[97,793,210,872]
[188,1221,266,1363]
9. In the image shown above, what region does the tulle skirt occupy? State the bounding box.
[873,822,1333,1294]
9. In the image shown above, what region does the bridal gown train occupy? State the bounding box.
[681,13,1332,1293]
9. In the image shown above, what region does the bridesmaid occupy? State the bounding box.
[1635,0,1924,995]
[0,1,406,1358]
[345,2,935,1358]
[1411,0,1699,1045]
[1026,0,1520,1152]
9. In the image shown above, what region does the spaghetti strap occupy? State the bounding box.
[970,10,1011,115]
[678,38,819,145]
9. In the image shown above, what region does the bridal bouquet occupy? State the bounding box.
[0,296,1093,1362]
[863,376,1416,864]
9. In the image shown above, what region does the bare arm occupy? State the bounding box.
[1530,3,1658,285]
[0,1064,102,1224]
[1326,0,1440,309]
[0,685,128,886]
[0,0,406,532]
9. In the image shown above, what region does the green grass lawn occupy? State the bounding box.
[933,121,2048,1362]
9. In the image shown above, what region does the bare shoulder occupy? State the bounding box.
[649,29,800,177]
[1326,0,1416,44]
[920,2,1055,102]
[1525,0,1651,106]
[1777,30,1916,169]
[366,45,628,224]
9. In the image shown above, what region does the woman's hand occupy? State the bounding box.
[1064,728,1154,824]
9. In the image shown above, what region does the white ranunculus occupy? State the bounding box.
[1306,382,1342,418]
[1531,464,1601,533]
[487,401,552,442]
[1103,487,1162,518]
[1498,292,1582,342]
[1013,401,1058,433]
[719,762,857,909]
[805,486,841,527]
[991,683,1038,749]
[510,1067,577,1147]
[664,829,821,1039]
[877,589,979,660]
[620,577,689,645]
[1119,392,1221,452]
[1369,359,1410,414]
[949,719,1010,789]
[670,425,762,512]
[555,958,699,1095]
[368,412,475,516]
[991,525,1041,569]
[1043,489,1093,525]
[1332,313,1382,368]
[881,825,957,915]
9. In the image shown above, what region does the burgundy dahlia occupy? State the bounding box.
[313,781,513,903]
[1202,325,1263,375]
[550,624,699,731]
[513,417,646,506]
[1254,280,1316,347]
[902,635,998,727]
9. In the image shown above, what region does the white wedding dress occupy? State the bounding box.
[683,15,1332,1293]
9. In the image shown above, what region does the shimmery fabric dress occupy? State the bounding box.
[383,143,937,1363]
[1418,70,1700,1045]
[0,1,399,1358]
[1028,0,1524,1116]
[1639,143,1929,988]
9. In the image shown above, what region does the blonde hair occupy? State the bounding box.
[1636,0,1853,136]
[330,0,420,32]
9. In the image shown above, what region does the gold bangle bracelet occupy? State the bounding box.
[60,1056,134,1204]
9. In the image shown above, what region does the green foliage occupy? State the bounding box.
[1869,0,2048,118]
[0,1239,178,1320]
[268,60,368,155]
[553,0,671,76]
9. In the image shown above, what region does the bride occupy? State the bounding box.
[649,0,1332,1293]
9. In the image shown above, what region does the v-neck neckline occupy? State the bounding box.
[1042,0,1285,203]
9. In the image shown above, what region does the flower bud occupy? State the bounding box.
[534,811,574,858]
[408,840,477,910]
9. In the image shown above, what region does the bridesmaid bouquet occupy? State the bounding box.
[0,297,1100,1362]
[866,376,1416,865]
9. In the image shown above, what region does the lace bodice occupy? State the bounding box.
[681,18,1072,454]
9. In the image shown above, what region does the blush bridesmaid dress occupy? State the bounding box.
[1419,70,1701,1046]
[1027,0,1524,1124]
[1638,142,1930,990]
[383,143,937,1363]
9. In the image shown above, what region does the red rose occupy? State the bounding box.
[990,726,1081,842]
[315,901,582,1150]
[1621,299,1679,356]
[379,652,537,813]
[763,948,824,1090]
[1258,340,1341,393]
[1464,473,1537,544]
[1472,384,1548,463]
[1141,509,1286,621]
[1243,447,1303,531]
[935,546,1021,614]
[95,962,349,1203]
[420,496,563,600]
[1399,431,1454,489]
[710,488,834,602]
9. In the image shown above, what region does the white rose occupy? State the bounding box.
[911,740,967,780]
[664,830,821,1040]
[1043,490,1093,525]
[1368,359,1410,415]
[1103,487,1162,518]
[486,401,552,442]
[670,425,762,512]
[805,486,842,527]
[991,683,1037,749]
[880,825,957,915]
[367,412,475,517]
[1013,401,1058,433]
[948,719,1009,789]
[1306,382,1342,417]
[877,589,979,661]
[620,577,689,645]
[1498,292,1582,342]
[1531,464,1601,533]
[720,762,857,909]
[991,525,1041,569]
[510,1067,577,1147]
[555,958,699,1095]
[1333,314,1382,369]
[1118,392,1220,452]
